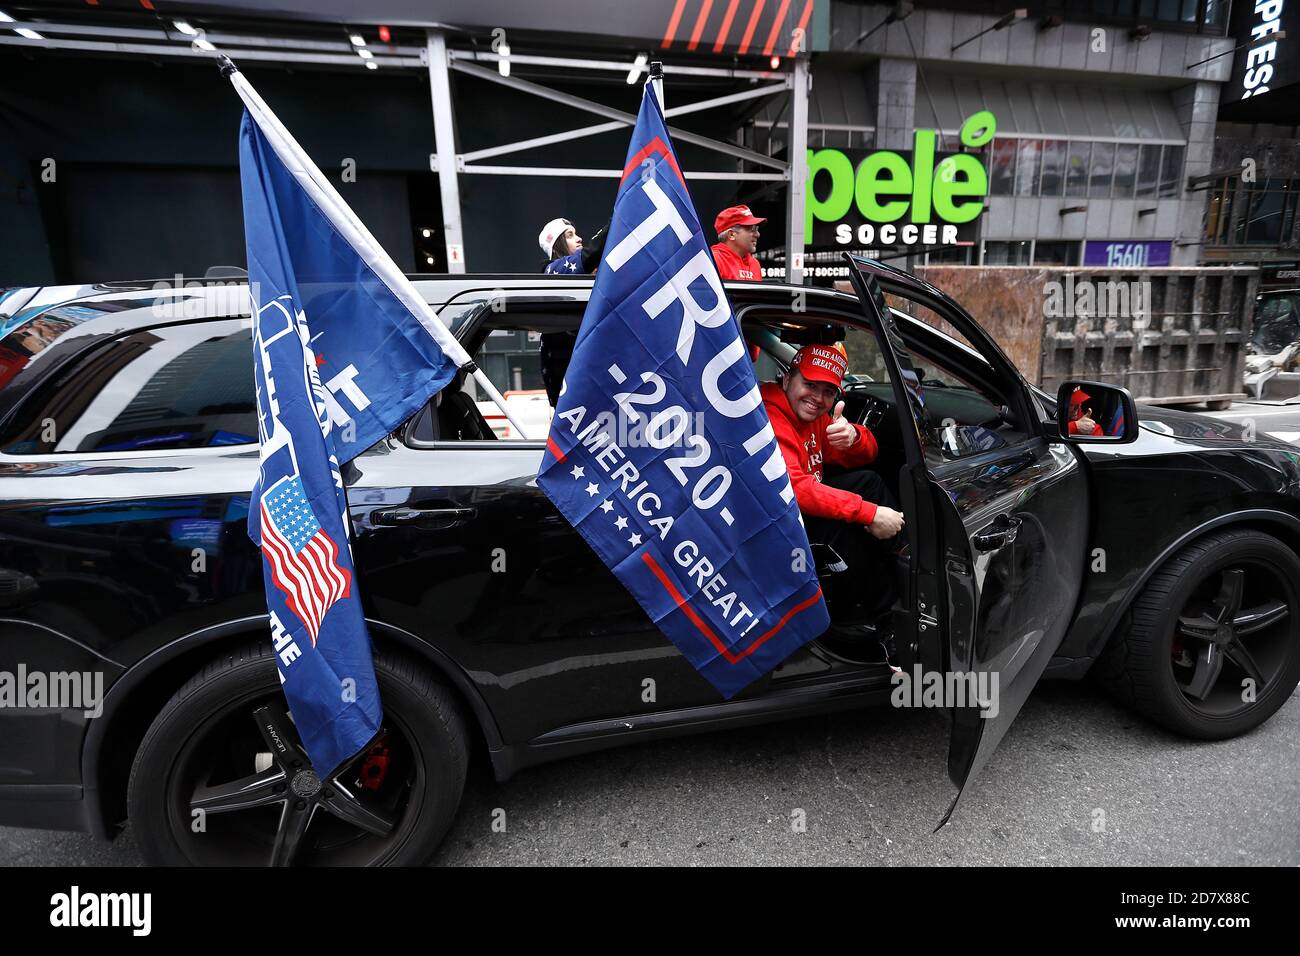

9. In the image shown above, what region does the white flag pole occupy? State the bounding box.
[220,56,530,438]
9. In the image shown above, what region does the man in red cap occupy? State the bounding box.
[711,205,765,281]
[760,344,905,625]
[1067,387,1097,435]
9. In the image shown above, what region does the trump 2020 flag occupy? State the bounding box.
[538,83,829,698]
[235,68,458,776]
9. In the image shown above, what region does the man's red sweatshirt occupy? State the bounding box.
[759,381,880,526]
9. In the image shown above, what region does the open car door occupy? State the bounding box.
[844,254,1090,827]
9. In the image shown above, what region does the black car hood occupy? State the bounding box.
[1135,403,1246,442]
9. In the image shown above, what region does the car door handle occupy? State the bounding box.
[370,506,476,530]
[972,515,1021,552]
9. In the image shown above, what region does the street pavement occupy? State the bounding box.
[2,677,1295,867]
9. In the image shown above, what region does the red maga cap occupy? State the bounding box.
[791,344,848,387]
[714,205,766,236]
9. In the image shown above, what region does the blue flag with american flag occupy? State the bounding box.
[231,60,477,777]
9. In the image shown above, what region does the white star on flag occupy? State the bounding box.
[585,482,600,497]
[628,533,642,546]
[614,515,628,530]
[570,465,585,479]
[600,499,614,513]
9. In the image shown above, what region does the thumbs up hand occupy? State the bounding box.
[825,400,858,449]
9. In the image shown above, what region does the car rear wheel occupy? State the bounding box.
[1095,529,1300,739]
[127,641,469,866]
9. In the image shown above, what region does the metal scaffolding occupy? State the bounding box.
[0,17,812,281]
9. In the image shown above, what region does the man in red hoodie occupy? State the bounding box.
[711,205,765,281]
[760,343,905,621]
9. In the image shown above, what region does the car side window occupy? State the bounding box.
[911,347,1031,463]
[412,317,577,444]
[0,319,257,455]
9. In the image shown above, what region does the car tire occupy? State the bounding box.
[127,640,469,866]
[1094,529,1300,739]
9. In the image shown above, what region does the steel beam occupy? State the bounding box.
[426,30,467,273]
[450,60,788,173]
[785,56,810,285]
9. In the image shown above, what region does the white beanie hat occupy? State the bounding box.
[538,217,573,257]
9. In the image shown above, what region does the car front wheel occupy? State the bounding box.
[1095,528,1300,739]
[127,641,469,866]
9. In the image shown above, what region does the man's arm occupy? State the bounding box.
[772,426,878,525]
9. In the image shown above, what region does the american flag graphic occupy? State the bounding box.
[259,475,351,644]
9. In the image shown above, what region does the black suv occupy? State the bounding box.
[1,261,1297,866]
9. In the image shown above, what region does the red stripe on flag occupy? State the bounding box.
[546,435,567,463]
[687,0,714,50]
[641,552,825,665]
[787,0,814,56]
[619,136,686,187]
[738,0,766,54]
[662,0,689,48]
[641,552,735,662]
[743,587,824,657]
[762,0,791,56]
[713,0,741,52]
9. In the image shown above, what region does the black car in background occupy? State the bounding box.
[0,260,1297,866]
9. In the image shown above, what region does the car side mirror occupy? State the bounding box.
[1056,380,1139,444]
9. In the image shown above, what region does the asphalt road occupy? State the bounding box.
[2,397,1297,868]
[2,678,1296,867]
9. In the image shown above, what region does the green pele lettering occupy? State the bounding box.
[806,111,995,240]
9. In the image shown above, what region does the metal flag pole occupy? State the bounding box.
[217,54,530,438]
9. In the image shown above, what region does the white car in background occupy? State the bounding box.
[477,389,553,439]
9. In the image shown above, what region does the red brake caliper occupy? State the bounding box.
[355,735,392,792]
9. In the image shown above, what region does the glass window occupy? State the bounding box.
[1014,139,1041,197]
[1089,142,1116,198]
[989,138,1017,196]
[417,318,574,443]
[926,245,972,265]
[1113,143,1139,198]
[1136,144,1162,197]
[1159,145,1185,198]
[1033,241,1079,266]
[1065,141,1091,198]
[1245,182,1284,244]
[0,320,257,455]
[983,241,1031,265]
[1039,140,1067,197]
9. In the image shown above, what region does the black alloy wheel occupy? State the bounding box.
[1095,528,1300,739]
[1172,564,1291,714]
[128,642,469,866]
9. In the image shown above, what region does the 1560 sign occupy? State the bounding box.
[806,111,995,249]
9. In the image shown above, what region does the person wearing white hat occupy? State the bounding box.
[538,217,608,275]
